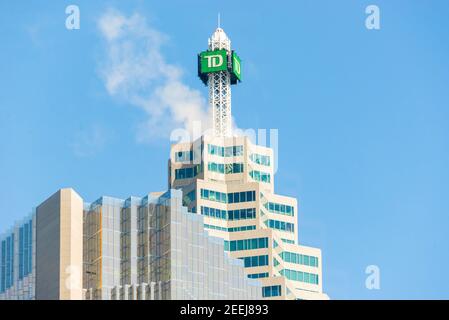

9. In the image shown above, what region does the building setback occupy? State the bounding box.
[169,27,329,299]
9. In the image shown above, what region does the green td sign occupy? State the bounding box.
[232,52,241,81]
[200,49,228,73]
[198,49,242,85]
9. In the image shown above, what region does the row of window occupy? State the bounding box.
[240,255,269,268]
[175,165,201,180]
[224,237,269,252]
[18,221,33,280]
[248,272,269,279]
[282,238,295,244]
[249,170,271,183]
[175,150,194,162]
[280,252,319,268]
[264,202,295,216]
[208,144,243,157]
[0,221,32,294]
[280,269,319,285]
[204,224,256,233]
[201,206,257,221]
[207,162,244,174]
[265,219,295,233]
[249,153,270,166]
[200,189,256,204]
[0,235,14,293]
[229,225,256,232]
[262,285,282,297]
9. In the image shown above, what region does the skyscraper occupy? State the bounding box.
[1,26,328,301]
[170,27,329,300]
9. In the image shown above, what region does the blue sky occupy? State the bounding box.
[1,0,449,299]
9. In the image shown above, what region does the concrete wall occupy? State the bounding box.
[36,189,83,300]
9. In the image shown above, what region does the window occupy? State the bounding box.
[228,225,256,232]
[262,285,282,297]
[265,219,295,233]
[200,189,256,204]
[248,272,269,279]
[175,165,202,180]
[201,206,256,221]
[280,269,319,285]
[183,189,196,207]
[240,255,269,268]
[3,234,15,291]
[265,202,295,216]
[208,144,243,157]
[224,237,269,252]
[208,162,244,174]
[280,252,319,267]
[249,170,271,183]
[249,153,271,166]
[204,224,256,232]
[175,150,194,162]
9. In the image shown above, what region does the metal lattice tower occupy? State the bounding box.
[208,28,232,137]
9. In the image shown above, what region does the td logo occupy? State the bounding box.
[206,54,224,68]
[200,49,228,73]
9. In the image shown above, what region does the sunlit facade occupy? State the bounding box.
[0,189,261,300]
[83,189,261,300]
[169,135,329,300]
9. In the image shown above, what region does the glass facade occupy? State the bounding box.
[1,189,262,301]
[84,197,127,300]
[0,216,35,300]
[82,190,262,300]
[18,221,33,280]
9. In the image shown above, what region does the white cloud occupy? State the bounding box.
[97,9,211,142]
